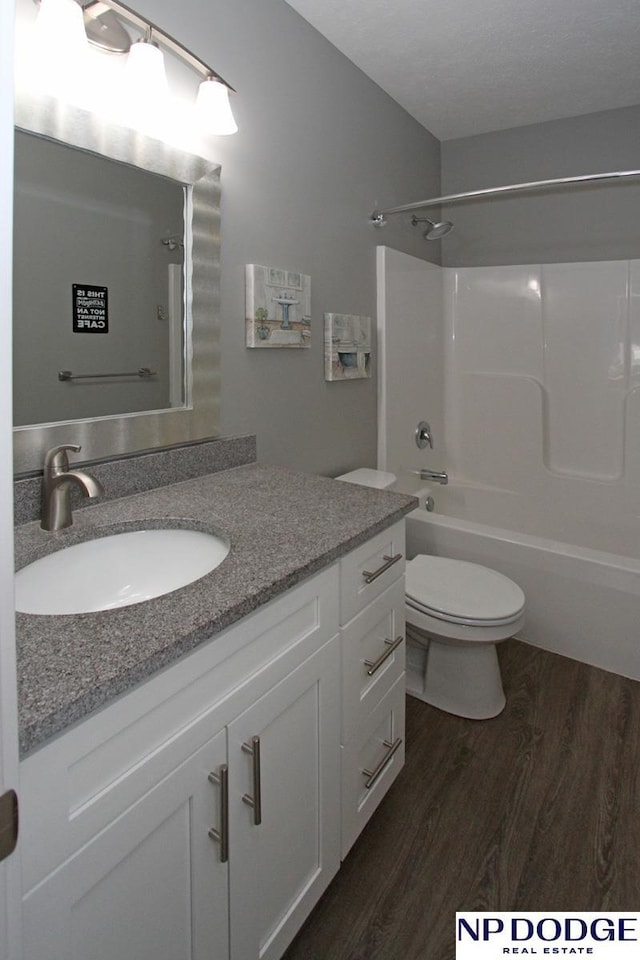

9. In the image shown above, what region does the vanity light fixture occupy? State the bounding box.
[34,0,238,135]
[35,0,88,53]
[195,75,238,135]
[33,0,91,94]
[124,30,169,104]
[123,30,169,114]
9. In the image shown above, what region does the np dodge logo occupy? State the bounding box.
[456,913,639,958]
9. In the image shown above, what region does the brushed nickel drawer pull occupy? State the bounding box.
[241,736,262,825]
[364,635,404,676]
[362,737,403,789]
[208,765,229,862]
[362,553,403,584]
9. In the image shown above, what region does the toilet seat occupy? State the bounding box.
[406,556,525,627]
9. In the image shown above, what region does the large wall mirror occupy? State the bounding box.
[13,86,221,475]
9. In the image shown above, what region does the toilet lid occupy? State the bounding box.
[406,556,525,626]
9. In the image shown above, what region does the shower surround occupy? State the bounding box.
[377,246,640,679]
[445,259,640,552]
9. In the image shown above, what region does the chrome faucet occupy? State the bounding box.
[415,468,448,485]
[415,420,434,449]
[41,444,104,531]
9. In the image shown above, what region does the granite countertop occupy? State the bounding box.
[15,463,416,756]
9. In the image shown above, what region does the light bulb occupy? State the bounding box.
[33,0,90,97]
[119,37,170,133]
[125,39,168,101]
[195,77,238,135]
[35,0,88,52]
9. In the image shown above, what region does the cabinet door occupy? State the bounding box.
[227,635,341,960]
[23,730,229,960]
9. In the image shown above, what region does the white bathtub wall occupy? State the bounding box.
[444,264,544,486]
[376,246,444,495]
[443,260,640,536]
[447,261,634,481]
[379,252,640,551]
[541,262,629,480]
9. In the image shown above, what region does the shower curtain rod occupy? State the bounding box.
[370,168,640,224]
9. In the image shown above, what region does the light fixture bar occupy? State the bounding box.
[371,169,640,224]
[80,0,236,90]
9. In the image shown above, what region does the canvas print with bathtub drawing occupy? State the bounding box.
[324,313,371,380]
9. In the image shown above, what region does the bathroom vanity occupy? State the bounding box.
[15,464,413,960]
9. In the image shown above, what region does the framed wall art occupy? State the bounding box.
[324,313,371,380]
[246,264,311,348]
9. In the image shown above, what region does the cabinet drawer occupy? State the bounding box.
[341,578,405,742]
[340,676,405,859]
[339,521,405,624]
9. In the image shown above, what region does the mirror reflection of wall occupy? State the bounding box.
[13,130,185,427]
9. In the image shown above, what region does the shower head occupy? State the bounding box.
[411,215,454,240]
[425,220,454,240]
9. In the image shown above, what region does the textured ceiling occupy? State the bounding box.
[284,0,640,140]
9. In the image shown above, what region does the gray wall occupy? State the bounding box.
[440,104,640,267]
[134,0,440,477]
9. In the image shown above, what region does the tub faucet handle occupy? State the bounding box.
[415,421,433,449]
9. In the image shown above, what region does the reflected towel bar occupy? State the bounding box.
[58,368,157,381]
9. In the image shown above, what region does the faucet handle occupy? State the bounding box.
[44,444,82,474]
[415,420,433,449]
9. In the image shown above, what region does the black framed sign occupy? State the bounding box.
[72,284,109,333]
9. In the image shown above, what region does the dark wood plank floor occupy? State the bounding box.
[284,640,640,960]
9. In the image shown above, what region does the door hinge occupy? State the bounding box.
[0,789,18,863]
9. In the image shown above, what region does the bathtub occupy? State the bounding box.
[404,485,640,682]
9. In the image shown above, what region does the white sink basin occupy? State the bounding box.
[15,528,230,615]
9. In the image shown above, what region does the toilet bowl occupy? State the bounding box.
[336,468,526,719]
[405,555,525,719]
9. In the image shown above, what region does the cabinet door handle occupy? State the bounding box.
[208,764,229,862]
[364,635,404,676]
[361,553,403,584]
[362,737,403,790]
[241,736,262,825]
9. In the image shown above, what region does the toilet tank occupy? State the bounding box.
[335,468,397,490]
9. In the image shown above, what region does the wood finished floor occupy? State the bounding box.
[284,640,640,960]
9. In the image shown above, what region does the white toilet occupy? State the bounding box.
[336,469,525,719]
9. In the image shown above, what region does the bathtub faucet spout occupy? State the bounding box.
[417,468,448,485]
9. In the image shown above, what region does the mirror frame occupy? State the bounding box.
[13,87,221,475]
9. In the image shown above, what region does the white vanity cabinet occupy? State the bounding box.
[19,565,341,960]
[18,520,407,960]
